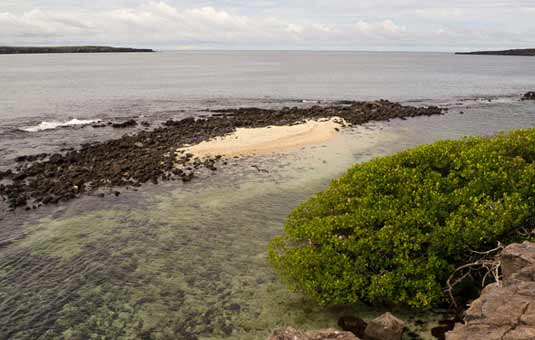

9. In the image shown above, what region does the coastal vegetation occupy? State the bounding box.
[269,128,535,309]
[0,46,154,54]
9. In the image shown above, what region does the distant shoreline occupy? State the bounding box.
[0,46,154,54]
[456,48,535,56]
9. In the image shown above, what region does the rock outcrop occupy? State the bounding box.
[268,327,360,340]
[364,313,405,340]
[447,242,535,340]
[270,313,405,340]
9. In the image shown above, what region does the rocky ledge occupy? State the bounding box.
[0,100,444,210]
[447,242,535,340]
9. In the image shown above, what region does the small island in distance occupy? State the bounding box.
[0,46,154,54]
[456,48,535,56]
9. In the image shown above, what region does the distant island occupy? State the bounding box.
[456,48,535,56]
[0,46,154,54]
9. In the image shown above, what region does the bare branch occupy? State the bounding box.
[446,243,503,308]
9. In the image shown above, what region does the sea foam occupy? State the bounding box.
[21,119,100,132]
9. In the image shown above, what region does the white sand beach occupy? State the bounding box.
[177,117,346,158]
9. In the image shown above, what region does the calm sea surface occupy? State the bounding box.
[1,51,535,340]
[1,51,535,121]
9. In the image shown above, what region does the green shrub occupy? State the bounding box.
[268,129,535,309]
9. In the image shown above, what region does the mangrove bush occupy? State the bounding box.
[268,129,535,308]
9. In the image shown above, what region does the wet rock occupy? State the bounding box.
[407,331,422,340]
[364,313,405,340]
[338,316,367,338]
[0,169,12,180]
[228,303,241,312]
[222,324,233,336]
[269,327,360,340]
[252,165,269,173]
[522,92,535,101]
[14,195,28,207]
[15,153,48,163]
[112,119,137,128]
[430,320,456,340]
[182,173,194,183]
[0,100,444,209]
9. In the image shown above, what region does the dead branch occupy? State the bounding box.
[446,243,504,309]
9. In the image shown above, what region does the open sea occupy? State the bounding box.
[1,51,535,339]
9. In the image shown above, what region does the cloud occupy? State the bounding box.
[0,1,534,50]
[354,20,406,38]
[0,2,410,47]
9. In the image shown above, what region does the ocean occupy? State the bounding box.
[1,51,535,167]
[1,51,535,340]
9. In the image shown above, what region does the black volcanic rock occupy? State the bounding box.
[0,100,445,209]
[112,120,138,128]
[456,48,535,56]
[0,46,154,54]
[522,92,535,101]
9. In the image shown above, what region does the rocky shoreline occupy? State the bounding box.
[1,100,445,210]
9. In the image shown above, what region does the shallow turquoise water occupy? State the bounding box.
[1,101,535,339]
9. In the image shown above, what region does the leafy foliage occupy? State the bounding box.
[269,129,535,308]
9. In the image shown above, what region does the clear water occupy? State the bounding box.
[1,52,535,340]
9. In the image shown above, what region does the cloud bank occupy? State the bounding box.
[1,1,534,51]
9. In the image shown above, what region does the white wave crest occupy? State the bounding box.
[21,119,101,132]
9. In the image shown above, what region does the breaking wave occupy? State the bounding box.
[21,119,100,132]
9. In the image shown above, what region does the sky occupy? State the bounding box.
[1,0,535,51]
